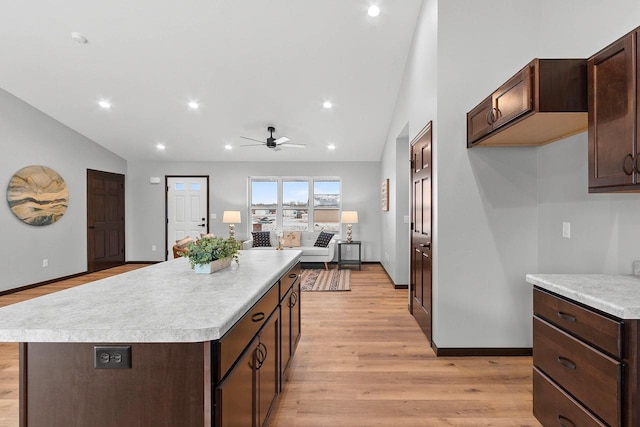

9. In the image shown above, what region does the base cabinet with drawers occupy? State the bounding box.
[215,262,301,427]
[532,287,640,427]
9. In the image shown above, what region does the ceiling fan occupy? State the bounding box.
[240,126,306,151]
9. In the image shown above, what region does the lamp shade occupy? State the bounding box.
[222,211,241,224]
[341,211,358,223]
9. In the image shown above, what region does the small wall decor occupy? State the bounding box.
[381,178,389,211]
[6,165,69,226]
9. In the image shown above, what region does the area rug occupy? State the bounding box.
[300,269,351,291]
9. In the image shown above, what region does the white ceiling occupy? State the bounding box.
[0,1,422,162]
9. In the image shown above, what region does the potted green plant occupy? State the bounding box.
[186,236,242,274]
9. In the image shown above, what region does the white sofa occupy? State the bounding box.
[242,231,337,270]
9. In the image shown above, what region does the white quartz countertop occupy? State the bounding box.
[526,273,640,319]
[0,250,301,343]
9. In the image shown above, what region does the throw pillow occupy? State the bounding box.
[175,237,194,248]
[200,233,215,238]
[314,231,334,248]
[252,231,272,247]
[283,231,301,247]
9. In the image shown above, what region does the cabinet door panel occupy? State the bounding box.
[588,33,636,189]
[217,337,257,427]
[280,287,292,379]
[258,312,279,427]
[467,96,493,145]
[492,65,532,128]
[291,279,301,352]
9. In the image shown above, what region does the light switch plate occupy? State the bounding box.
[562,222,571,238]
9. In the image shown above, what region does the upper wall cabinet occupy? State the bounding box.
[467,59,587,148]
[588,28,640,193]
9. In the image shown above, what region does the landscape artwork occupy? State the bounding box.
[6,165,69,226]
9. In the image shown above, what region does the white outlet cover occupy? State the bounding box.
[562,222,571,238]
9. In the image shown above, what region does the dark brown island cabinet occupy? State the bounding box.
[467,58,587,148]
[588,26,640,193]
[532,288,640,427]
[20,261,302,427]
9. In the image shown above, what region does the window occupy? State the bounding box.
[250,177,341,233]
[251,179,277,232]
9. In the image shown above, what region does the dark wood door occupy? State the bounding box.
[87,169,125,272]
[492,65,532,129]
[410,122,433,342]
[257,312,279,427]
[588,33,637,190]
[217,336,258,427]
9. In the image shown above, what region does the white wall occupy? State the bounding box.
[0,89,126,292]
[127,160,381,262]
[380,0,640,348]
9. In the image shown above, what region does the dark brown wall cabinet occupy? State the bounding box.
[467,59,587,148]
[588,28,640,192]
[532,287,640,426]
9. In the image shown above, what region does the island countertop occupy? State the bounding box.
[0,250,301,343]
[526,273,640,319]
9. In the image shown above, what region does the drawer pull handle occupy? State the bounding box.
[557,312,576,322]
[289,273,297,278]
[623,153,634,175]
[557,356,576,370]
[557,415,575,427]
[289,292,298,308]
[251,312,265,322]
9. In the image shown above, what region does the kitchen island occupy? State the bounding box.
[526,273,640,427]
[0,250,302,427]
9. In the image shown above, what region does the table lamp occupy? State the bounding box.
[222,211,241,239]
[341,211,358,242]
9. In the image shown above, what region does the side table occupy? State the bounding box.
[337,240,361,270]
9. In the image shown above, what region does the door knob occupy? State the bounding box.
[198,223,205,227]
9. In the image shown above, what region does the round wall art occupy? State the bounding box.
[6,165,69,226]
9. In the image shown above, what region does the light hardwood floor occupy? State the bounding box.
[0,263,541,426]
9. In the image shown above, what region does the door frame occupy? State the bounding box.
[165,175,210,260]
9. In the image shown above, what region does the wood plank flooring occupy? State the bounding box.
[0,263,541,426]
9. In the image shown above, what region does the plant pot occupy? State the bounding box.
[194,258,232,274]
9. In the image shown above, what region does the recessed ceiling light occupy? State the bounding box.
[98,99,111,109]
[188,101,199,110]
[328,144,336,150]
[323,100,333,109]
[156,143,166,150]
[71,32,88,44]
[368,5,380,17]
[224,144,233,150]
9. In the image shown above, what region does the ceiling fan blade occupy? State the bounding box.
[281,143,306,148]
[239,143,265,147]
[240,136,265,143]
[273,145,282,151]
[275,136,290,144]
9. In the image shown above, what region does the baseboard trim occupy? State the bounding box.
[0,271,88,296]
[379,263,408,289]
[431,341,532,357]
[0,261,157,296]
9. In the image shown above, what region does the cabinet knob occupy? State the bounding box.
[251,312,265,322]
[623,153,634,175]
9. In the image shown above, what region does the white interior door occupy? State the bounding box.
[167,177,208,259]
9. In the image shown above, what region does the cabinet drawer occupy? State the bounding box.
[534,288,622,358]
[279,262,300,300]
[218,284,279,379]
[533,368,606,427]
[533,317,621,427]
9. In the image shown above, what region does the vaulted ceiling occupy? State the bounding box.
[0,1,423,162]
